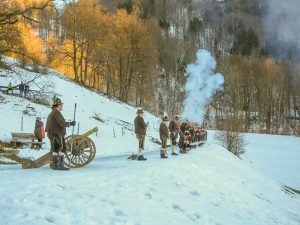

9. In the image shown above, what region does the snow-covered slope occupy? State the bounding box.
[0,58,300,225]
[0,57,160,158]
[242,133,300,190]
[1,145,300,225]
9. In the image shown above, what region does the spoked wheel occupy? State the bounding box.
[64,135,96,168]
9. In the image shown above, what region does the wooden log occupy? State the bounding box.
[0,152,16,157]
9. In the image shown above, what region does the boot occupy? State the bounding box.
[161,154,168,158]
[52,155,70,170]
[160,149,168,158]
[171,145,178,155]
[138,148,143,156]
[58,155,70,170]
[138,155,147,161]
[171,145,175,153]
[51,155,59,170]
[127,154,138,160]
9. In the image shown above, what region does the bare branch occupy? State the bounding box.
[0,0,54,25]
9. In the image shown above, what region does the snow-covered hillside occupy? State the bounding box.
[0,57,160,158]
[0,58,300,225]
[242,133,300,190]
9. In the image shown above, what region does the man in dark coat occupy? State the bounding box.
[168,115,180,155]
[46,98,76,170]
[24,84,29,98]
[34,117,44,149]
[159,116,169,158]
[19,82,25,97]
[134,108,148,160]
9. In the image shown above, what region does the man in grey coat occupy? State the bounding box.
[46,98,76,170]
[134,108,148,160]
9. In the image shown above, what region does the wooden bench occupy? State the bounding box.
[11,132,45,149]
[0,148,20,156]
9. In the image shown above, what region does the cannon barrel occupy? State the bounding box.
[73,127,98,141]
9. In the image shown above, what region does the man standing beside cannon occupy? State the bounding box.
[46,97,76,170]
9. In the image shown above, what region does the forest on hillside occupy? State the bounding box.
[0,0,299,135]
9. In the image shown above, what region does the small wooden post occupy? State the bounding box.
[113,127,116,138]
[21,115,24,131]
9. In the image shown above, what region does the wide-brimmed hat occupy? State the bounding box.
[136,107,144,114]
[52,97,63,106]
[162,115,168,121]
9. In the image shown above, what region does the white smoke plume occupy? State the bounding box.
[263,0,300,60]
[181,49,224,125]
[264,0,300,44]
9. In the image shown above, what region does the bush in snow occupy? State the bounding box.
[216,130,246,157]
[216,116,246,157]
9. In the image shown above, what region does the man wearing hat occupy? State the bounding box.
[134,107,148,160]
[168,115,180,155]
[159,115,169,158]
[34,116,44,149]
[46,97,76,170]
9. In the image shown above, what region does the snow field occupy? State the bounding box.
[0,57,300,225]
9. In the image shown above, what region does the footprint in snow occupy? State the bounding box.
[172,204,185,212]
[212,202,220,207]
[149,187,156,193]
[190,190,201,197]
[45,216,55,223]
[144,192,152,199]
[115,209,126,217]
[189,213,202,221]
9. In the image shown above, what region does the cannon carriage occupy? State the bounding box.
[22,127,98,169]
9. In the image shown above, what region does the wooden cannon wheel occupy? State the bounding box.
[64,135,96,168]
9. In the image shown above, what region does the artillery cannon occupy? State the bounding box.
[22,127,98,169]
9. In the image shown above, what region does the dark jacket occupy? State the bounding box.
[134,115,147,135]
[34,120,44,139]
[169,120,180,132]
[46,107,70,136]
[159,122,169,140]
[19,83,25,91]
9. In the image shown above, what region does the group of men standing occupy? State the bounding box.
[18,82,29,97]
[6,81,29,97]
[134,108,206,160]
[38,99,204,168]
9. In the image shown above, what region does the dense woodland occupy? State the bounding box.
[0,0,300,135]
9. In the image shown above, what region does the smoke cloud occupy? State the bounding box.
[181,49,224,125]
[263,0,300,60]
